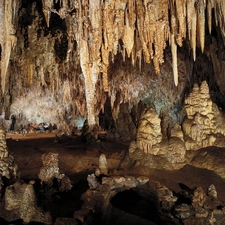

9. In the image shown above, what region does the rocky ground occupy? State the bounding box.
[3,132,225,224]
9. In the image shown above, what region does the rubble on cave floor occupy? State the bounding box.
[0,133,225,224]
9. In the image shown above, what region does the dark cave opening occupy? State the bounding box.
[110,188,159,223]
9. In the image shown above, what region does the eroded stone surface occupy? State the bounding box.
[38,152,72,191]
[77,173,225,225]
[0,127,18,197]
[3,180,46,223]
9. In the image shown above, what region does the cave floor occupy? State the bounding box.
[6,133,225,203]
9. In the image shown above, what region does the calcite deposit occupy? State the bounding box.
[0,127,18,191]
[2,180,47,224]
[183,80,225,150]
[120,81,225,172]
[0,0,224,133]
[38,152,72,191]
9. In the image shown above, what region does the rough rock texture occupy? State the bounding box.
[1,180,47,224]
[0,127,18,192]
[38,152,72,191]
[75,173,225,225]
[76,174,151,224]
[120,81,225,172]
[183,80,225,150]
[136,104,162,153]
[1,0,225,138]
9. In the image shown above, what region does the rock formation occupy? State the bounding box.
[120,81,225,173]
[0,127,18,191]
[1,180,48,224]
[38,152,72,191]
[0,0,224,134]
[98,153,108,176]
[183,80,225,150]
[77,173,225,225]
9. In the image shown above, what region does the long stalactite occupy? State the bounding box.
[1,0,225,125]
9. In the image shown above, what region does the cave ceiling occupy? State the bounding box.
[0,0,225,130]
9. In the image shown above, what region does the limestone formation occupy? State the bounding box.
[98,153,108,176]
[183,80,225,150]
[0,127,18,189]
[87,173,98,190]
[207,184,217,199]
[77,173,225,225]
[121,81,225,172]
[136,104,162,153]
[0,0,225,128]
[3,180,45,223]
[38,152,72,191]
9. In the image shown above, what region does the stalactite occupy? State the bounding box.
[187,0,197,61]
[27,59,33,85]
[215,0,225,41]
[101,47,109,92]
[39,66,46,87]
[78,0,102,126]
[0,0,17,94]
[2,0,225,126]
[207,0,213,34]
[136,0,150,63]
[41,0,53,27]
[175,0,186,47]
[197,0,206,53]
[122,10,134,58]
[171,33,178,86]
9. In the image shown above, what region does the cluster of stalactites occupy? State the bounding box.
[39,0,225,126]
[1,0,225,125]
[40,0,225,88]
[0,0,20,94]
